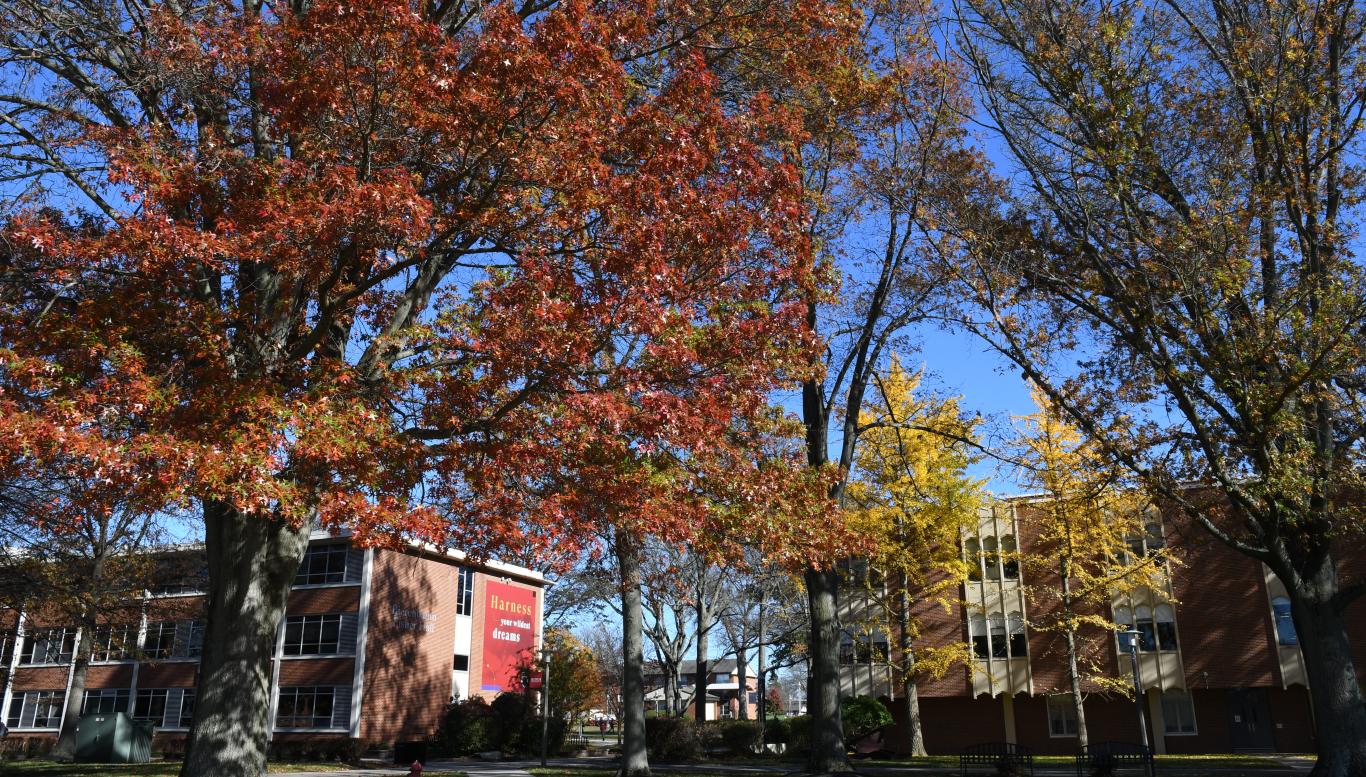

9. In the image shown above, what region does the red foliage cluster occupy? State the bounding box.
[0,0,859,565]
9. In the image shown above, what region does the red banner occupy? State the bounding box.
[480,580,538,692]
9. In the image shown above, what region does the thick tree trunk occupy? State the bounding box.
[804,567,849,774]
[1289,563,1366,777]
[181,501,312,777]
[51,621,92,761]
[617,537,650,777]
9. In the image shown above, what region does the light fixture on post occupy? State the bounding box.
[1122,629,1154,777]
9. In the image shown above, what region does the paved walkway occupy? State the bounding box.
[284,753,1318,777]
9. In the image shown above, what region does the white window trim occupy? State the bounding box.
[1161,691,1199,737]
[1046,695,1080,739]
[289,581,361,591]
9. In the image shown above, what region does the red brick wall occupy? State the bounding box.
[84,664,134,689]
[359,549,459,744]
[137,662,197,688]
[288,586,361,615]
[10,666,68,692]
[279,658,355,686]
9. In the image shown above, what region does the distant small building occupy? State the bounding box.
[643,659,758,720]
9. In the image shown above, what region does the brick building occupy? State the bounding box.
[838,495,1366,755]
[0,532,545,752]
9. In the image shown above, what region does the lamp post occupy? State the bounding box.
[539,647,553,768]
[1122,629,1154,777]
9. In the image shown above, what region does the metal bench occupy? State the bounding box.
[1075,741,1154,776]
[959,742,1035,776]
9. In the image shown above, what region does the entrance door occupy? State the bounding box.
[1227,688,1275,751]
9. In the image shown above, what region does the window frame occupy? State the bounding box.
[293,544,354,587]
[274,686,339,730]
[456,566,475,616]
[19,626,76,666]
[1160,689,1198,736]
[282,613,344,657]
[81,688,131,715]
[1046,694,1079,738]
[1271,597,1298,646]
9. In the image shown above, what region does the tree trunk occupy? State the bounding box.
[181,501,312,777]
[694,596,709,723]
[735,644,748,721]
[804,566,849,774]
[1060,559,1088,748]
[51,620,92,761]
[617,537,650,777]
[1289,563,1366,777]
[896,585,925,756]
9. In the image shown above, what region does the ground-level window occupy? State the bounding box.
[81,688,130,715]
[1271,597,1297,646]
[132,688,195,728]
[275,686,351,730]
[1047,694,1078,737]
[6,690,65,729]
[1161,690,1197,735]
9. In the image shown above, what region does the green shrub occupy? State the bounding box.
[784,715,812,754]
[719,720,763,755]
[442,696,494,755]
[644,716,701,760]
[762,717,791,745]
[841,695,893,741]
[490,692,532,752]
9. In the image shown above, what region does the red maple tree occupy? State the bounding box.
[0,1,861,774]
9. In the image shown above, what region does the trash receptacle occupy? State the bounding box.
[394,740,428,765]
[75,712,152,763]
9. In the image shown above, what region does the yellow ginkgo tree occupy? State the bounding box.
[846,358,984,755]
[1012,386,1170,748]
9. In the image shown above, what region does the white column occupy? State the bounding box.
[349,548,374,738]
[1002,693,1017,744]
[0,611,28,723]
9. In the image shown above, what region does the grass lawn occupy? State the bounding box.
[0,760,466,776]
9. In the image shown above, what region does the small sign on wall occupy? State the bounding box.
[481,580,538,692]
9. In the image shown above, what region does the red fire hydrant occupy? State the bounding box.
[408,760,424,776]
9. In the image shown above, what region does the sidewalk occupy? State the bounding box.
[284,753,1317,777]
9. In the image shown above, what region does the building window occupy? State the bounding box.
[1008,612,1027,658]
[983,537,1001,581]
[1047,694,1078,737]
[1161,690,1197,734]
[965,538,982,581]
[970,614,988,658]
[282,614,354,656]
[1155,604,1178,651]
[6,690,65,729]
[1116,604,1175,653]
[1125,517,1166,562]
[275,686,349,729]
[454,654,469,672]
[134,689,169,725]
[839,636,889,665]
[989,614,1007,658]
[82,689,131,715]
[1271,597,1297,646]
[294,544,355,586]
[142,620,203,659]
[178,690,196,728]
[1002,535,1019,580]
[19,627,76,665]
[457,566,475,616]
[90,624,138,662]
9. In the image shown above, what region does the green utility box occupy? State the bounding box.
[74,712,153,763]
